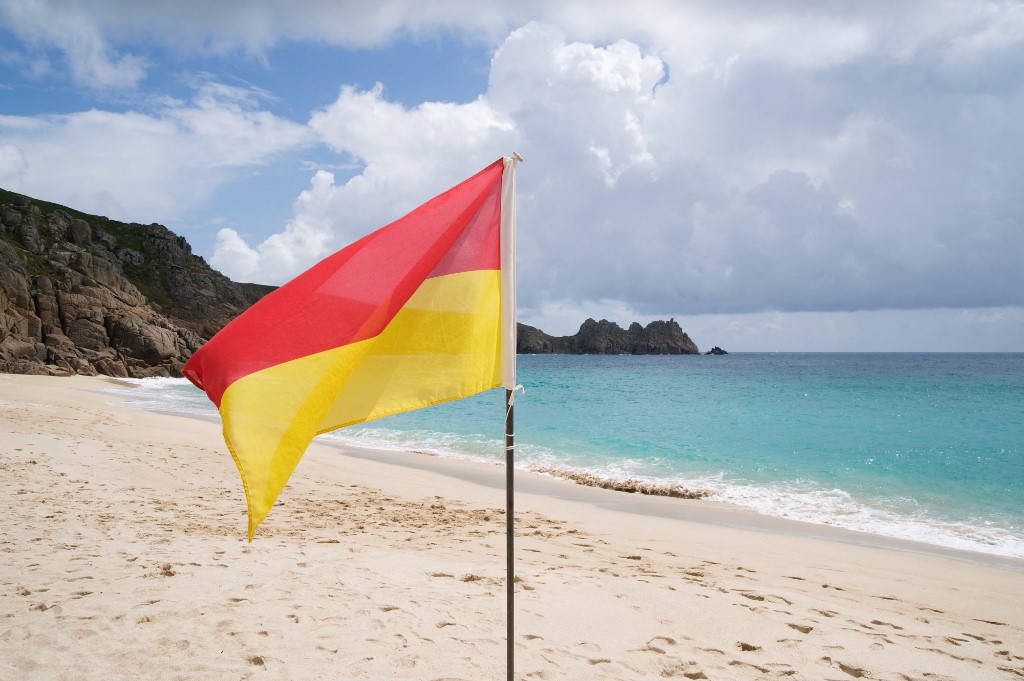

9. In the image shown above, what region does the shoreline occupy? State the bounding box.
[3,373,1023,680]
[329,438,1024,574]
[99,372,1024,561]
[86,374,1024,571]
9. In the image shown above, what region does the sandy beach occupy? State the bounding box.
[1,374,1022,680]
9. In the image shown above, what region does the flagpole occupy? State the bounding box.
[499,152,522,681]
[505,388,515,681]
[500,152,521,681]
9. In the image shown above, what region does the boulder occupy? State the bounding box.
[0,335,44,361]
[117,248,144,267]
[106,316,181,365]
[1,206,22,228]
[45,210,73,241]
[17,221,43,254]
[0,263,32,311]
[93,227,117,251]
[34,287,60,329]
[69,218,91,245]
[66,312,109,351]
[0,358,49,375]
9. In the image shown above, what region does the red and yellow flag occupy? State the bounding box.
[183,156,519,539]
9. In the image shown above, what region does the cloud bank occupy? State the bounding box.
[211,15,1024,321]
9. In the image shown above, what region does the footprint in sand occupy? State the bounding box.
[973,618,1007,626]
[869,619,903,630]
[647,635,676,649]
[659,663,707,679]
[994,650,1023,661]
[837,661,867,677]
[821,656,868,678]
[727,660,771,674]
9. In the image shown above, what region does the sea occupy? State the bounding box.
[100,353,1024,559]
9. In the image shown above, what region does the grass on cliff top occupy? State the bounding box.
[2,185,169,252]
[1,186,140,250]
[0,187,100,224]
[238,282,277,304]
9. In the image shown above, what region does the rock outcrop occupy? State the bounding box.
[705,346,728,355]
[0,188,272,377]
[518,318,699,355]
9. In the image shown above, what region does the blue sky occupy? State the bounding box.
[1,1,1022,351]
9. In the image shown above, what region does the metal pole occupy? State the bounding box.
[505,388,515,681]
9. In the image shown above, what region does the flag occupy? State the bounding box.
[183,156,520,540]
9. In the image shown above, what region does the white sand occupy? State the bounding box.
[1,373,1022,680]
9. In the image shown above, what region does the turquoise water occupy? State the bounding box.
[104,353,1024,558]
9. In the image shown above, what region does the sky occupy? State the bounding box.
[1,1,1022,352]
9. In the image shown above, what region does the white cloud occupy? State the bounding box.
[0,0,147,88]
[0,143,27,184]
[210,83,516,282]
[1,0,522,84]
[212,170,340,283]
[5,1,1022,88]
[212,21,669,283]
[310,83,514,186]
[209,227,259,282]
[0,80,312,223]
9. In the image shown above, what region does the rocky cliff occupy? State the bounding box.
[0,188,271,377]
[517,318,699,355]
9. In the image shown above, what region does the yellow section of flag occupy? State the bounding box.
[221,269,502,538]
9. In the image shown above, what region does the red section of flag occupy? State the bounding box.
[183,159,504,406]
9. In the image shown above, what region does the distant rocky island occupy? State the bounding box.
[1,187,717,377]
[518,318,699,355]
